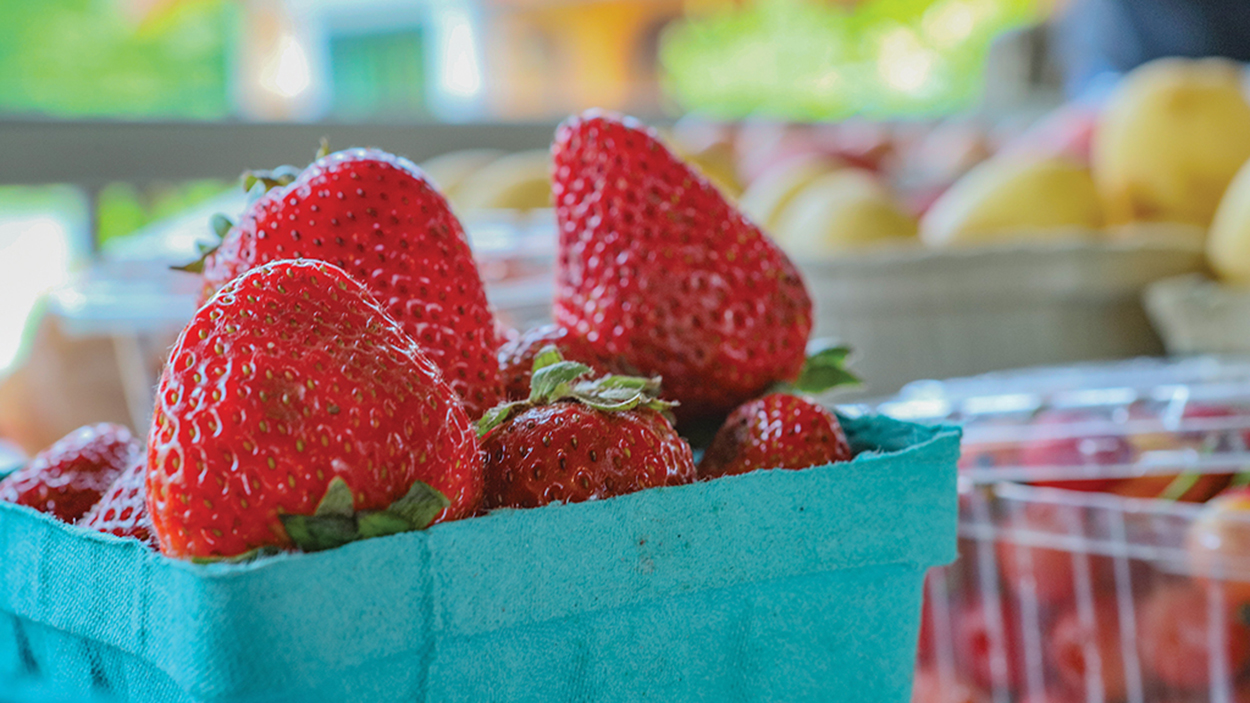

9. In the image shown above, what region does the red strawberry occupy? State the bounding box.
[197,148,502,419]
[81,457,156,547]
[1047,599,1127,701]
[552,110,813,424]
[1017,410,1132,491]
[910,668,988,703]
[1137,583,1250,690]
[0,423,139,522]
[148,260,481,559]
[954,598,1022,693]
[698,393,851,479]
[479,347,695,509]
[497,324,619,401]
[1188,487,1250,607]
[995,501,1114,606]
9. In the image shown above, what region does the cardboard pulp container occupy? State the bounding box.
[1144,274,1250,355]
[797,233,1207,398]
[0,414,958,703]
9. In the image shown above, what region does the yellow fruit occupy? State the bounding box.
[1093,57,1250,227]
[920,155,1103,247]
[773,170,918,257]
[739,154,844,233]
[418,149,504,201]
[1206,157,1250,282]
[680,141,744,199]
[453,150,551,211]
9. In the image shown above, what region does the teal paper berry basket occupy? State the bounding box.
[0,413,959,703]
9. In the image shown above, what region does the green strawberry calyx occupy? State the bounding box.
[476,346,674,438]
[173,139,330,275]
[171,213,236,274]
[779,343,861,395]
[278,477,449,553]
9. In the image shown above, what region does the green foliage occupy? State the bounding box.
[661,0,1039,120]
[97,179,232,247]
[0,0,233,119]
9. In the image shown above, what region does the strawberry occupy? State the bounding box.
[194,148,502,419]
[1188,487,1250,607]
[81,457,156,547]
[1016,410,1131,491]
[910,668,988,703]
[1137,583,1250,690]
[1047,599,1127,701]
[552,110,813,424]
[954,598,1023,693]
[497,324,619,401]
[995,502,1116,606]
[478,347,696,509]
[698,393,852,479]
[148,260,481,559]
[0,423,139,522]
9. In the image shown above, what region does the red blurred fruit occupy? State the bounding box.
[1018,411,1133,491]
[955,598,1022,693]
[80,457,155,547]
[917,586,937,665]
[1047,599,1127,701]
[997,502,1113,606]
[1017,692,1078,703]
[1137,583,1250,690]
[1188,487,1250,607]
[911,668,988,703]
[1109,472,1229,502]
[0,423,139,522]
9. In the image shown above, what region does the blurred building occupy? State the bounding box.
[230,0,738,122]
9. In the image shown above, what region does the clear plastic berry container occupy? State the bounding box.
[914,483,1250,703]
[855,358,1250,703]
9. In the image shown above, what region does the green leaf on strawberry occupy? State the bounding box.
[784,344,861,395]
[279,477,450,553]
[477,347,674,437]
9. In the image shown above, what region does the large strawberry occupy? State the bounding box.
[81,456,156,547]
[698,393,852,479]
[148,259,481,559]
[0,423,139,522]
[194,148,501,419]
[552,110,813,423]
[478,347,695,509]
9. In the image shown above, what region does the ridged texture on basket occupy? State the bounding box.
[0,414,958,703]
[798,234,1205,396]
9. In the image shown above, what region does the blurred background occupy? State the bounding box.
[0,0,1071,450]
[0,0,1242,454]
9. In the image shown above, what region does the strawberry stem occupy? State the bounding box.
[279,477,449,553]
[475,346,674,437]
[171,214,233,274]
[782,343,861,395]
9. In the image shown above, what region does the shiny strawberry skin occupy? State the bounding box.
[698,393,852,479]
[202,148,502,419]
[497,324,620,401]
[482,402,695,510]
[81,457,156,547]
[0,423,139,522]
[149,260,482,559]
[552,111,813,423]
